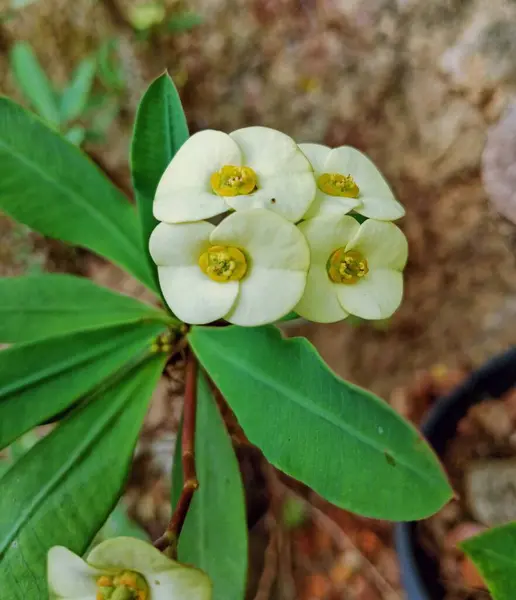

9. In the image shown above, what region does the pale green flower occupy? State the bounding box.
[299,143,405,221]
[295,216,408,322]
[150,209,310,326]
[154,126,316,224]
[48,537,211,600]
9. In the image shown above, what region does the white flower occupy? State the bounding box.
[299,143,405,221]
[154,126,315,224]
[295,216,408,322]
[150,209,310,326]
[48,537,211,600]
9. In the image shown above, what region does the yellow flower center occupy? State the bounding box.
[96,571,148,600]
[199,245,248,282]
[327,248,368,284]
[210,165,258,197]
[317,173,359,198]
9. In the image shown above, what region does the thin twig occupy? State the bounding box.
[253,516,279,600]
[263,465,297,600]
[154,350,199,554]
[277,482,401,599]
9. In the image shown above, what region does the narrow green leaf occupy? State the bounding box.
[0,97,155,291]
[60,57,96,123]
[0,321,165,450]
[166,11,204,32]
[189,325,453,521]
[131,73,189,290]
[63,124,86,146]
[94,502,150,544]
[172,371,248,600]
[0,274,168,343]
[96,39,125,93]
[9,42,60,125]
[0,353,166,599]
[461,523,516,600]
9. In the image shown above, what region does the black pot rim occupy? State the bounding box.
[394,345,516,600]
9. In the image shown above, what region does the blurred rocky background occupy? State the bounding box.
[1,0,516,597]
[1,0,515,395]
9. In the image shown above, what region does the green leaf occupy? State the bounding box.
[63,124,86,146]
[9,42,60,126]
[93,501,150,544]
[166,11,204,33]
[0,353,166,599]
[0,97,155,291]
[96,39,125,93]
[172,371,248,600]
[461,523,516,600]
[0,321,165,451]
[60,57,96,123]
[189,325,453,521]
[0,274,168,343]
[131,73,189,290]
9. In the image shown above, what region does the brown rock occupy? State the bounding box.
[465,458,516,525]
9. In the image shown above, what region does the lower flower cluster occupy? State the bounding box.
[48,537,211,600]
[150,127,408,326]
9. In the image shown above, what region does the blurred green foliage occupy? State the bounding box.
[9,39,127,146]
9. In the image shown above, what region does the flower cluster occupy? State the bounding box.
[150,127,408,326]
[48,537,211,600]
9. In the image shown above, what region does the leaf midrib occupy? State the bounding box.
[0,131,141,268]
[198,334,443,488]
[0,326,153,398]
[0,365,149,556]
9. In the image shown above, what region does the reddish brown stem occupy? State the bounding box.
[154,350,199,554]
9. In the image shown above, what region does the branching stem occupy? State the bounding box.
[154,349,199,555]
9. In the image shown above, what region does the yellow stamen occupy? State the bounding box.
[317,173,359,198]
[327,248,368,284]
[119,574,138,588]
[210,165,257,197]
[199,245,248,282]
[96,571,148,600]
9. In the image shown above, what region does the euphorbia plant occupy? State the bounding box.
[0,72,453,599]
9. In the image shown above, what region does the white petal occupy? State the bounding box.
[297,216,360,263]
[154,190,229,223]
[86,538,179,574]
[225,266,307,326]
[211,209,309,271]
[148,566,212,600]
[354,196,405,221]
[295,264,348,323]
[298,143,331,174]
[149,221,214,267]
[346,220,408,271]
[324,146,404,221]
[336,269,403,320]
[303,189,360,219]
[48,547,100,599]
[225,171,316,223]
[230,126,312,176]
[157,265,238,324]
[154,130,240,223]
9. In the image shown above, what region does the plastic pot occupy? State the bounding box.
[394,346,516,600]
